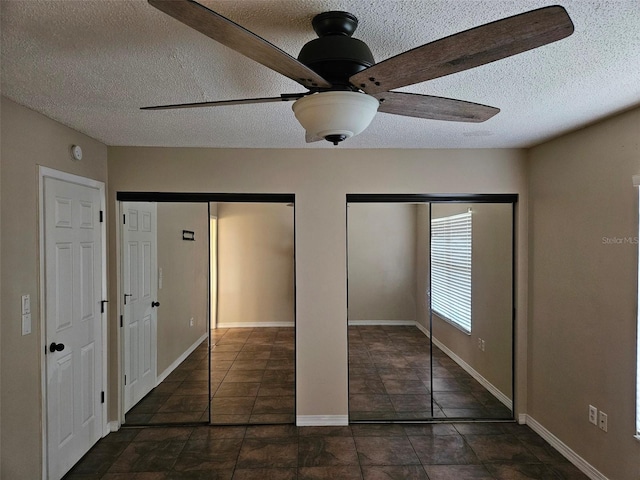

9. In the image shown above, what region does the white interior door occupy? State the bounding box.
[43,174,104,480]
[122,202,158,413]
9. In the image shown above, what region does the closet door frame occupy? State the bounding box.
[346,193,517,422]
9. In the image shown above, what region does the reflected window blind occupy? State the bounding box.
[431,211,472,333]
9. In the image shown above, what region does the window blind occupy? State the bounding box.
[431,211,472,333]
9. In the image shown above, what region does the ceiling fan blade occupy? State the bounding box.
[351,6,574,94]
[141,93,305,111]
[148,0,331,89]
[374,92,499,123]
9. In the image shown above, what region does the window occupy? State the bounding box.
[431,210,472,333]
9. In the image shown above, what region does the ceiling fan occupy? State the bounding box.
[143,0,574,145]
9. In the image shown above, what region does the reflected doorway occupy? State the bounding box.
[210,202,296,424]
[347,195,515,422]
[210,213,217,329]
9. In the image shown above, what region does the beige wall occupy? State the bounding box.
[156,203,209,373]
[421,202,513,400]
[4,90,637,479]
[0,95,4,477]
[107,146,529,422]
[528,106,640,480]
[0,97,3,473]
[0,97,108,480]
[217,202,294,327]
[347,203,417,321]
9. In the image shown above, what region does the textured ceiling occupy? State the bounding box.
[1,0,639,149]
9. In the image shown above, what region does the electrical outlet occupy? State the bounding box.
[588,405,598,425]
[21,313,32,335]
[598,411,608,432]
[481,339,486,351]
[478,338,482,350]
[189,317,194,327]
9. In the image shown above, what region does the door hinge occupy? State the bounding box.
[101,391,105,404]
[123,214,126,224]
[101,300,109,313]
[124,375,127,385]
[99,210,104,223]
[120,315,123,328]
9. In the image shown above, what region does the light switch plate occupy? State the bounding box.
[588,405,598,425]
[21,294,31,314]
[22,313,32,335]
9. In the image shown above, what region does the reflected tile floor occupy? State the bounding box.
[129,324,508,426]
[125,339,211,425]
[125,328,295,426]
[349,325,512,421]
[210,327,295,425]
[63,422,590,479]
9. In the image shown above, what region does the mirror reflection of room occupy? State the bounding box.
[124,202,210,425]
[123,201,296,426]
[347,201,513,421]
[210,202,295,425]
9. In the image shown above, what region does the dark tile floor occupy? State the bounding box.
[349,325,512,421]
[125,327,295,426]
[63,422,590,479]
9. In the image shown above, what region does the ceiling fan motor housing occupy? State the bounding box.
[298,11,375,89]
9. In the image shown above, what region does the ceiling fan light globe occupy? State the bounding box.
[292,91,379,143]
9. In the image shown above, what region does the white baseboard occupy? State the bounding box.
[297,415,349,426]
[433,337,512,410]
[415,321,430,337]
[414,322,512,410]
[348,320,416,326]
[156,332,208,384]
[107,421,120,433]
[216,322,294,328]
[522,414,609,480]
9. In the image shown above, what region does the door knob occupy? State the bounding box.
[49,342,65,353]
[151,301,160,308]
